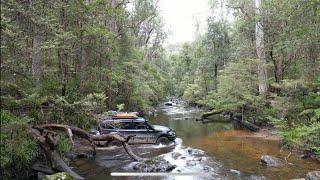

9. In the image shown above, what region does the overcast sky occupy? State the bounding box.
[158,0,212,45]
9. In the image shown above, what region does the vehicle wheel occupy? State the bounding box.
[156,136,170,145]
[107,140,122,147]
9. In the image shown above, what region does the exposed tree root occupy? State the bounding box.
[28,124,142,179]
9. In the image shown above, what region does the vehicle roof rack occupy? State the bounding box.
[111,112,138,119]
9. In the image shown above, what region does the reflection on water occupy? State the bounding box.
[72,104,320,180]
[148,104,234,144]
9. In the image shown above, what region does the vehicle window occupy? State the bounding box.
[100,123,114,129]
[108,121,132,129]
[134,122,148,129]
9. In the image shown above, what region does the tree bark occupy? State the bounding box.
[255,0,268,95]
[105,0,118,110]
[32,27,41,86]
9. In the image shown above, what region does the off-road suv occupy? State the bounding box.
[96,113,176,146]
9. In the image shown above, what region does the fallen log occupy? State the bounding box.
[32,163,55,174]
[201,109,224,119]
[35,124,96,155]
[201,110,260,131]
[28,127,85,179]
[29,124,143,179]
[234,118,260,132]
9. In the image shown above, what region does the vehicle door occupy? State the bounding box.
[100,121,128,136]
[127,122,156,144]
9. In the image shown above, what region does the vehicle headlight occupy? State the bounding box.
[168,131,175,136]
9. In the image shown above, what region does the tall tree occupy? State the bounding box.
[255,0,268,95]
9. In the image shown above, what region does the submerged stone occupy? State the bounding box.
[171,152,182,160]
[133,157,176,172]
[248,175,267,180]
[261,155,286,167]
[186,160,196,166]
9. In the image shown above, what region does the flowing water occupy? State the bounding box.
[72,103,320,179]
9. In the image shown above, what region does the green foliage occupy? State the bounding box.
[0,111,38,179]
[117,103,125,112]
[165,0,319,157]
[183,83,203,103]
[279,123,320,159]
[57,136,71,156]
[206,58,259,111]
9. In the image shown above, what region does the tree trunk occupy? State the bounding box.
[255,0,268,95]
[105,0,117,110]
[59,0,67,97]
[32,27,41,87]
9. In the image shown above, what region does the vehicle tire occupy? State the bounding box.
[156,136,170,145]
[107,140,122,147]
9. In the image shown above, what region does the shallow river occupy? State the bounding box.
[72,103,320,179]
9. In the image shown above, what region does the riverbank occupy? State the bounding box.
[198,106,320,162]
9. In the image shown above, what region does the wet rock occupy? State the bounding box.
[186,148,204,156]
[230,169,240,175]
[203,166,210,172]
[65,151,92,160]
[133,157,176,172]
[65,151,77,159]
[171,152,182,160]
[248,175,267,180]
[37,172,46,180]
[194,157,202,161]
[186,160,196,166]
[305,171,320,180]
[180,156,187,159]
[43,172,73,180]
[300,151,316,159]
[261,155,285,167]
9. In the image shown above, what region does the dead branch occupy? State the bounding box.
[28,127,84,179]
[29,124,143,178]
[35,124,96,154]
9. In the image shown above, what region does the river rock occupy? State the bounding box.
[261,155,285,167]
[230,169,241,175]
[186,160,196,166]
[248,175,267,180]
[43,172,73,180]
[65,151,92,160]
[133,157,176,172]
[171,152,182,160]
[305,171,320,180]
